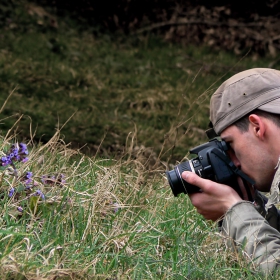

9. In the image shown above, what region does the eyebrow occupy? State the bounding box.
[221,135,231,142]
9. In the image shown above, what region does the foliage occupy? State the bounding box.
[30,0,280,30]
[30,0,280,55]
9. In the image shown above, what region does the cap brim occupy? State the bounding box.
[205,128,219,139]
[258,97,280,114]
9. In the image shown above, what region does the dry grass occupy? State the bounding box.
[0,126,270,279]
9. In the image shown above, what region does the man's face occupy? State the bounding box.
[220,124,276,192]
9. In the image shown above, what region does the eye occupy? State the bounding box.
[226,147,236,160]
[224,141,232,149]
[226,143,235,154]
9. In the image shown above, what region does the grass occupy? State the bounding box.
[1,2,280,279]
[1,1,280,166]
[0,132,275,280]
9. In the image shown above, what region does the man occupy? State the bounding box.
[182,68,280,273]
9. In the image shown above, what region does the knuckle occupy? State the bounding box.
[190,195,200,208]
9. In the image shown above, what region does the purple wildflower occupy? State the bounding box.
[41,174,55,184]
[14,143,29,163]
[17,206,23,213]
[34,190,45,200]
[23,171,33,189]
[56,174,66,185]
[1,156,12,166]
[1,143,29,167]
[113,202,120,213]
[19,143,28,154]
[26,171,33,179]
[8,187,15,197]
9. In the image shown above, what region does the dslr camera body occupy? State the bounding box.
[166,138,254,199]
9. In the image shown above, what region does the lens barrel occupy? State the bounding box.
[166,160,200,196]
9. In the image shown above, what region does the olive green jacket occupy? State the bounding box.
[222,162,280,273]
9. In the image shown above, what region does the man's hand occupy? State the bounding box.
[182,171,243,221]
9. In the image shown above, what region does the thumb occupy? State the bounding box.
[182,171,211,192]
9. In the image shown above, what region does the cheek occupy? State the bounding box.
[235,147,258,172]
[233,149,242,161]
[231,141,248,161]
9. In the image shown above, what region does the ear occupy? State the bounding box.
[248,114,265,140]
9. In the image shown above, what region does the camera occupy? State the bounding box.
[166,139,254,198]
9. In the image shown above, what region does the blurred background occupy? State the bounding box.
[1,0,280,167]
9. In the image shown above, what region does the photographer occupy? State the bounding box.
[182,68,280,273]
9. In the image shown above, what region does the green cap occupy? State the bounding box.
[210,68,280,135]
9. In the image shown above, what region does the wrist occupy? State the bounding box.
[224,193,243,212]
[226,200,251,213]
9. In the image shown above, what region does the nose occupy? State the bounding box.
[227,149,241,169]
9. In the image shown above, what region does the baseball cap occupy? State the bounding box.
[209,68,280,135]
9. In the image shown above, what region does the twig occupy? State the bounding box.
[0,87,17,114]
[133,19,266,34]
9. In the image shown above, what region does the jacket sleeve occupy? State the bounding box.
[253,190,280,231]
[222,201,280,273]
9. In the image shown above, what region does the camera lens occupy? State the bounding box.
[166,160,200,196]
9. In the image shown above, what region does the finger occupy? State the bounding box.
[181,171,213,193]
[189,192,207,208]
